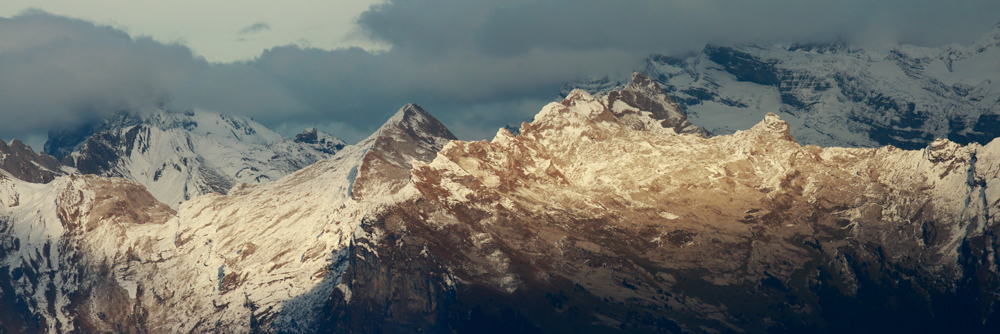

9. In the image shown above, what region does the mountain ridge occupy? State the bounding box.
[1,80,999,333]
[562,23,1000,149]
[46,109,345,208]
[0,104,458,333]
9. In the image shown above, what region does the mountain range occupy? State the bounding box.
[1,71,998,333]
[562,22,1000,150]
[43,110,344,208]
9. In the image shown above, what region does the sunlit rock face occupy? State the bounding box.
[351,90,999,333]
[2,78,999,333]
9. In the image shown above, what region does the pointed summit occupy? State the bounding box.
[58,109,340,208]
[745,112,795,142]
[375,103,457,146]
[606,73,709,136]
[352,104,457,200]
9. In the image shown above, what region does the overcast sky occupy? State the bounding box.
[1,1,999,151]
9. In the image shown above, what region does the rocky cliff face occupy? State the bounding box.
[294,128,347,155]
[352,104,457,200]
[511,73,708,138]
[344,90,999,333]
[563,23,1000,150]
[0,171,175,333]
[0,139,66,184]
[606,73,709,137]
[2,86,1000,333]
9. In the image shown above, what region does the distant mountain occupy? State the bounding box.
[45,109,344,208]
[294,127,346,155]
[3,84,999,333]
[508,73,708,137]
[562,22,1000,149]
[0,103,456,332]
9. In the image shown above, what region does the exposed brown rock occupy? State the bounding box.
[352,104,457,200]
[0,139,64,183]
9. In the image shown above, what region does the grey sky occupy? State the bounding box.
[1,1,998,151]
[0,0,383,62]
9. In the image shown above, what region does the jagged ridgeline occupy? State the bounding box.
[1,75,999,333]
[563,22,1000,150]
[43,109,346,208]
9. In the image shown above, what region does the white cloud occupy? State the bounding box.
[0,0,383,62]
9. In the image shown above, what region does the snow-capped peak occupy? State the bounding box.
[57,108,345,208]
[562,23,1000,149]
[295,127,344,145]
[384,103,423,124]
[352,103,457,200]
[375,103,455,145]
[608,73,709,136]
[746,112,796,142]
[4,87,1000,333]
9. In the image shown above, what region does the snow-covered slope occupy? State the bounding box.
[603,73,708,136]
[0,104,455,333]
[52,110,344,208]
[116,103,455,332]
[0,170,175,333]
[563,22,1000,149]
[510,73,708,137]
[3,87,1000,332]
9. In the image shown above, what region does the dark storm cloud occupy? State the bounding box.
[258,0,1000,139]
[238,22,271,35]
[0,12,190,135]
[358,0,1000,55]
[3,2,999,148]
[0,10,624,146]
[250,45,636,139]
[0,12,309,146]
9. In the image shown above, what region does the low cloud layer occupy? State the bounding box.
[2,2,999,150]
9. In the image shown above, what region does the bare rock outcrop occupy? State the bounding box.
[0,139,64,183]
